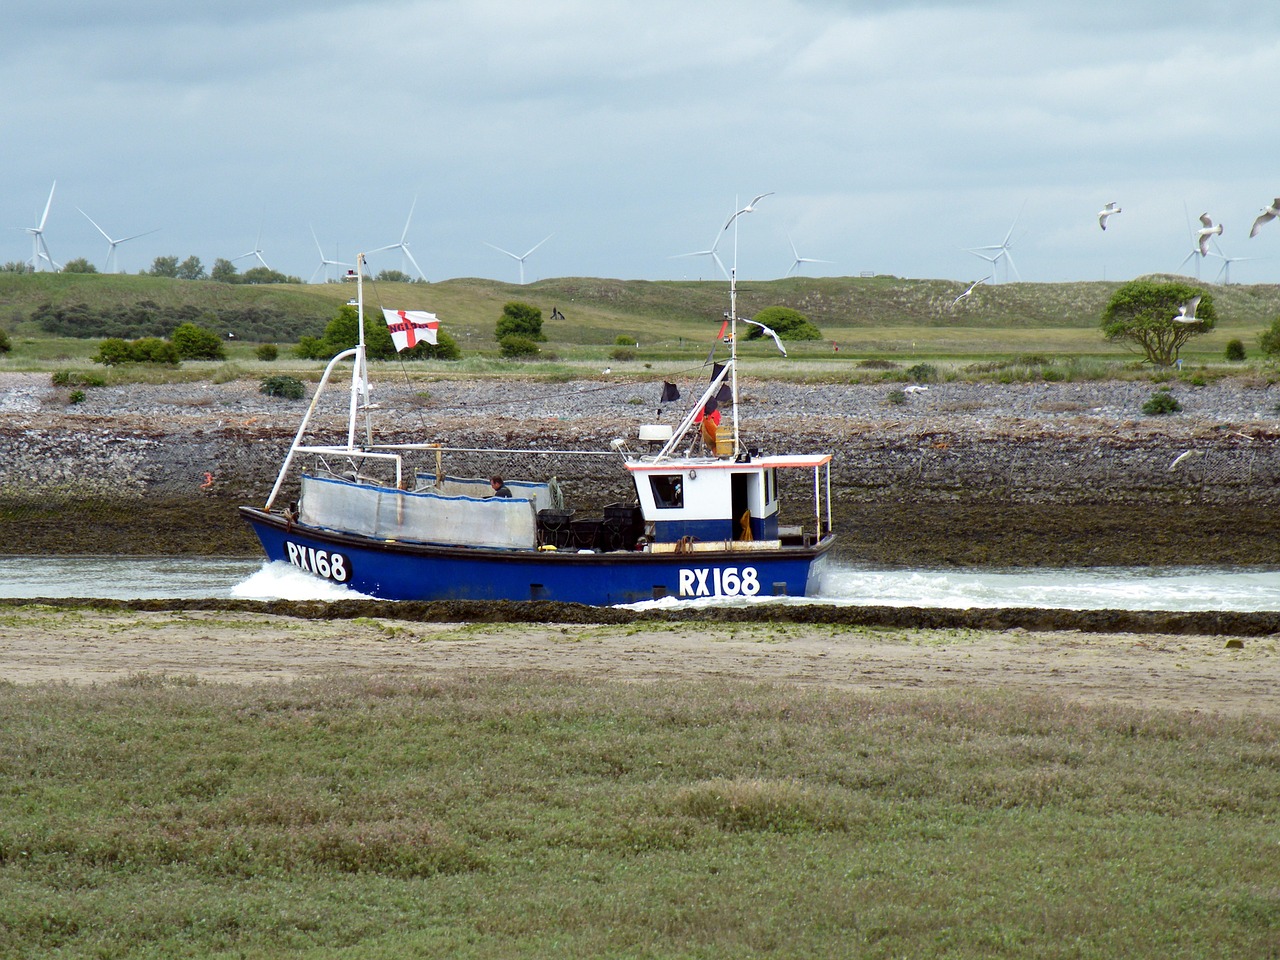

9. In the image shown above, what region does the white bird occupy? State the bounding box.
[723,192,774,231]
[903,384,929,394]
[952,276,989,306]
[1172,295,1203,324]
[742,317,787,356]
[1250,198,1280,238]
[601,367,611,375]
[1196,213,1223,256]
[1098,202,1121,230]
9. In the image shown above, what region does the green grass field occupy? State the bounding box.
[1,666,1277,959]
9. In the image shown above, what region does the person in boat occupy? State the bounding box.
[489,475,512,498]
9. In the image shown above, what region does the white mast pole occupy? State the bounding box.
[348,252,370,450]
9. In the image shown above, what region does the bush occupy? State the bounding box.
[1225,339,1246,362]
[886,389,907,405]
[747,306,823,342]
[610,347,637,362]
[499,334,541,359]
[68,390,85,405]
[92,337,179,366]
[260,375,306,400]
[1141,388,1182,415]
[170,322,226,361]
[256,343,279,362]
[495,302,545,342]
[0,328,10,354]
[615,334,637,346]
[51,370,107,388]
[906,363,938,383]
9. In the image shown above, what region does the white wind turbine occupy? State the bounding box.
[309,226,352,284]
[1208,243,1261,285]
[77,208,158,273]
[25,182,58,272]
[785,234,833,276]
[232,223,271,271]
[1175,204,1214,280]
[484,233,553,285]
[370,198,428,281]
[966,206,1023,283]
[672,223,730,280]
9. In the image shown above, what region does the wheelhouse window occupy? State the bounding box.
[649,474,684,509]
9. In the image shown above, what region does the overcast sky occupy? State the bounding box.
[7,1,1280,287]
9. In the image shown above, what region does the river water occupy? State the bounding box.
[0,557,1277,611]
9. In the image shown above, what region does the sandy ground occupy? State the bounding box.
[1,608,1275,717]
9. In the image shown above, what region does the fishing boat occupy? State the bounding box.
[239,251,835,605]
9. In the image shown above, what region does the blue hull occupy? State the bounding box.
[240,507,833,605]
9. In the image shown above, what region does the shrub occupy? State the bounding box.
[906,363,937,383]
[0,328,10,354]
[51,370,107,388]
[886,389,907,405]
[1225,339,1246,362]
[610,347,637,362]
[747,306,822,342]
[1141,388,1182,415]
[93,338,133,366]
[1260,317,1280,356]
[256,343,279,362]
[68,390,85,404]
[131,337,181,365]
[495,302,544,342]
[499,334,541,359]
[170,322,226,361]
[260,375,306,400]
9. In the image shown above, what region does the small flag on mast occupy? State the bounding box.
[381,308,439,351]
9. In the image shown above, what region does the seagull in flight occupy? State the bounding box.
[723,192,774,231]
[1172,295,1203,324]
[1098,201,1121,230]
[1250,198,1280,238]
[952,276,989,306]
[742,317,787,356]
[1196,213,1223,256]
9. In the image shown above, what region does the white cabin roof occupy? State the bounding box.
[626,453,831,474]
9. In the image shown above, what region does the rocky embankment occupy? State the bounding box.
[3,372,1279,565]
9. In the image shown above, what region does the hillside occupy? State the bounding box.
[3,271,1279,349]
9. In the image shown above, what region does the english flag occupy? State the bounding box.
[382,308,439,351]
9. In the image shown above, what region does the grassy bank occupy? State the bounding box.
[1,672,1277,958]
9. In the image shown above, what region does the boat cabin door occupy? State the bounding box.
[731,472,752,541]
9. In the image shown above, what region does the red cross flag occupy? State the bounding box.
[381,308,439,351]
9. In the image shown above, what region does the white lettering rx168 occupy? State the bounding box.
[677,566,760,598]
[285,541,351,583]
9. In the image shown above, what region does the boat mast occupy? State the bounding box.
[348,252,372,450]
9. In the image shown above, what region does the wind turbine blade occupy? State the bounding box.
[77,208,111,242]
[1003,249,1021,282]
[402,247,427,281]
[523,234,553,258]
[39,182,56,231]
[311,225,325,257]
[401,197,418,243]
[484,241,520,260]
[117,228,159,244]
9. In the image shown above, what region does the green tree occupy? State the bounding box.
[1100,279,1216,366]
[62,258,98,274]
[495,301,545,342]
[149,256,180,278]
[170,322,226,360]
[241,266,300,285]
[0,261,31,274]
[377,269,413,283]
[1258,316,1280,356]
[746,306,822,342]
[177,256,206,280]
[210,259,239,283]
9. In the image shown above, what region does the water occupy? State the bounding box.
[0,557,1276,612]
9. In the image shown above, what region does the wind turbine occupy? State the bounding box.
[309,226,352,283]
[672,224,730,280]
[966,206,1023,283]
[77,208,158,273]
[232,224,271,271]
[369,198,427,280]
[785,234,833,276]
[25,182,58,272]
[1208,243,1261,285]
[484,233,553,284]
[1175,204,1212,279]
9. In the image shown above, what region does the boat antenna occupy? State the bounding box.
[721,192,772,458]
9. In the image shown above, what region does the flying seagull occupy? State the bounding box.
[1172,295,1203,324]
[1098,202,1121,230]
[742,317,787,357]
[1196,213,1223,256]
[952,276,989,306]
[1250,198,1280,238]
[723,192,774,232]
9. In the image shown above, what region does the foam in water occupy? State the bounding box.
[231,561,373,601]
